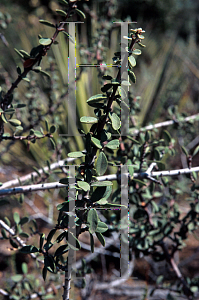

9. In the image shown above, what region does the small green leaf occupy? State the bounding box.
[190,286,198,293]
[181,145,188,156]
[40,70,51,78]
[95,221,108,233]
[128,70,136,83]
[13,103,26,108]
[105,139,120,150]
[56,231,66,243]
[20,245,39,253]
[17,66,21,75]
[61,31,75,44]
[154,149,161,160]
[14,48,24,58]
[44,255,55,273]
[56,9,67,17]
[77,181,90,192]
[10,238,18,249]
[118,86,127,99]
[80,116,98,124]
[67,232,81,250]
[22,77,30,83]
[156,275,164,285]
[193,145,199,157]
[19,232,29,238]
[1,229,8,239]
[87,209,98,234]
[59,178,68,184]
[50,125,56,133]
[192,171,197,181]
[163,130,171,146]
[188,222,195,231]
[128,55,136,68]
[68,151,85,158]
[75,8,86,19]
[86,94,107,105]
[13,212,20,224]
[40,233,45,250]
[39,38,52,46]
[132,49,142,55]
[1,114,7,123]
[127,164,134,177]
[96,232,105,246]
[96,151,108,176]
[45,120,49,131]
[33,66,42,73]
[2,133,10,138]
[151,201,159,213]
[109,112,121,130]
[11,274,23,282]
[30,45,44,57]
[22,262,28,274]
[19,50,30,59]
[4,108,15,114]
[54,244,69,257]
[32,166,40,176]
[57,200,71,212]
[90,185,112,203]
[96,198,108,205]
[50,138,56,149]
[39,20,56,28]
[4,217,11,226]
[138,42,146,48]
[91,137,102,149]
[101,83,113,93]
[145,131,151,142]
[42,266,47,281]
[34,130,43,137]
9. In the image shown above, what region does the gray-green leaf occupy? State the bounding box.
[87,209,98,234]
[96,151,108,176]
[80,116,98,124]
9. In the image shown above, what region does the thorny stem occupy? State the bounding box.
[89,33,140,167]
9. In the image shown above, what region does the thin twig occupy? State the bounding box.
[0,182,68,196]
[0,158,74,189]
[0,133,53,141]
[130,113,199,135]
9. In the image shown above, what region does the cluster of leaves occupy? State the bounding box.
[6,262,56,300]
